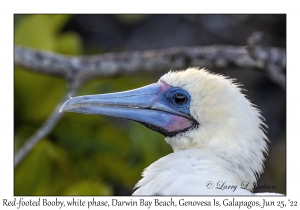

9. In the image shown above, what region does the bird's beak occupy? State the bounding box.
[60,81,195,137]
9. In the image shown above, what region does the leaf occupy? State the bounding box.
[63,180,112,196]
[14,68,65,122]
[14,139,76,195]
[14,15,72,51]
[56,32,82,55]
[114,14,148,25]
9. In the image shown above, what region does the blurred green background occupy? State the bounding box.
[14,14,286,195]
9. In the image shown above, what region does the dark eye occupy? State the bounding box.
[174,93,187,105]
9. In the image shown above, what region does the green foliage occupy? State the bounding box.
[63,180,112,196]
[14,14,81,54]
[14,15,172,195]
[114,15,148,25]
[15,139,76,195]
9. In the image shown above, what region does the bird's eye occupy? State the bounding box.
[174,93,187,105]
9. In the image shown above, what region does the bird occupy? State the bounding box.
[60,67,280,195]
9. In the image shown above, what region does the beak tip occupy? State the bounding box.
[60,100,71,113]
[59,107,64,113]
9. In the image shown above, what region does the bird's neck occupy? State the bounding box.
[133,148,255,195]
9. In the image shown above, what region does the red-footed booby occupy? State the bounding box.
[60,68,279,195]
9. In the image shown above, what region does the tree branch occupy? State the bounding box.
[247,32,286,89]
[14,44,286,84]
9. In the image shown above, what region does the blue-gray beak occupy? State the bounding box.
[60,81,195,137]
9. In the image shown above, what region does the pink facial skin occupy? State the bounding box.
[153,81,195,134]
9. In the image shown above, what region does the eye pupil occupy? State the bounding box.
[174,93,187,105]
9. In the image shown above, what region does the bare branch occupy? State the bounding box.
[14,86,79,167]
[14,47,73,79]
[14,45,286,83]
[247,32,286,89]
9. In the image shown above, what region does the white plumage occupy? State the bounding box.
[134,68,269,195]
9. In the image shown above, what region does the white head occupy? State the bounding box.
[160,67,268,184]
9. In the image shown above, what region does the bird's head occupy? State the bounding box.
[60,67,268,183]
